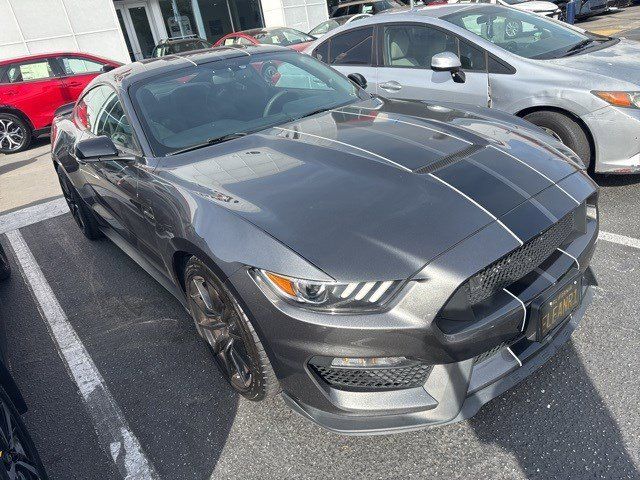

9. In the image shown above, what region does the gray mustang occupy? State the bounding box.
[51,46,598,434]
[306,4,640,174]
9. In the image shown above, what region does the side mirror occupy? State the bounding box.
[347,73,367,90]
[101,64,117,73]
[431,52,466,84]
[74,136,119,162]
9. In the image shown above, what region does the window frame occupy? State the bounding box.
[314,25,377,67]
[0,58,60,85]
[74,83,141,156]
[53,55,107,78]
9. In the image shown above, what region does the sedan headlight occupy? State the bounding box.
[592,91,640,109]
[251,269,402,312]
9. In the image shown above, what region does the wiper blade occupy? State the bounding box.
[287,107,331,123]
[167,133,247,156]
[564,39,594,55]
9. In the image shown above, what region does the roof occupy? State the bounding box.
[241,26,307,36]
[0,51,119,66]
[103,45,289,87]
[156,37,210,45]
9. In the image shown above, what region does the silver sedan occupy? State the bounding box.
[305,4,640,173]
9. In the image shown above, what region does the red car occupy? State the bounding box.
[214,27,316,52]
[0,52,120,153]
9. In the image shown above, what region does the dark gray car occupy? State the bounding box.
[51,46,599,434]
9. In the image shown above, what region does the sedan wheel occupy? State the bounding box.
[184,258,279,400]
[0,116,30,154]
[56,169,103,240]
[0,388,47,480]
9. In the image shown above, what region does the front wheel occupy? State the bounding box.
[0,387,48,480]
[523,110,592,170]
[0,114,31,154]
[56,169,103,240]
[184,257,279,401]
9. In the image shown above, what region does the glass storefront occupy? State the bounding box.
[158,0,264,43]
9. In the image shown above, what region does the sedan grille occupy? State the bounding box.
[309,362,433,391]
[467,213,575,304]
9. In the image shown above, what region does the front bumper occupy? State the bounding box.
[283,285,593,435]
[582,105,640,174]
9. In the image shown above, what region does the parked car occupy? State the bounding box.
[307,5,640,173]
[214,27,316,52]
[52,46,598,434]
[152,36,213,57]
[330,0,406,17]
[309,14,372,37]
[0,241,48,479]
[450,0,562,19]
[0,52,120,154]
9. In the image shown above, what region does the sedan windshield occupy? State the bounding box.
[130,51,365,156]
[444,5,608,59]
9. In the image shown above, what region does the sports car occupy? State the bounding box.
[51,46,598,434]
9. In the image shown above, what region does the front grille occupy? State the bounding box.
[309,363,433,391]
[467,213,575,304]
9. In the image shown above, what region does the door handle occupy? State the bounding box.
[379,81,402,92]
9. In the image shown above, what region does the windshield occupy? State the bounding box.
[252,28,315,46]
[309,20,341,36]
[131,51,365,156]
[501,0,533,5]
[444,5,606,59]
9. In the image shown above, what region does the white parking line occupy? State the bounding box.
[0,197,68,234]
[599,231,640,250]
[5,229,159,480]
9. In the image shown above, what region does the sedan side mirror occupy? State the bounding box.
[431,52,466,84]
[74,136,119,162]
[347,73,367,90]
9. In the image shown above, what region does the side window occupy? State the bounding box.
[60,56,104,76]
[75,85,136,150]
[382,24,457,68]
[458,39,486,71]
[313,41,330,63]
[224,37,236,45]
[329,27,374,65]
[5,60,55,83]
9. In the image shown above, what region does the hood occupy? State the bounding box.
[290,41,314,52]
[516,1,559,12]
[548,39,640,86]
[164,98,588,282]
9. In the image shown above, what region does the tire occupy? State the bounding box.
[523,110,592,170]
[0,244,10,281]
[0,386,48,480]
[0,114,32,154]
[184,257,279,401]
[56,168,103,240]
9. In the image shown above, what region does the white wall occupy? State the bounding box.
[0,0,131,63]
[261,0,328,33]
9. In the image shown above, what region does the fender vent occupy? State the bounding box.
[414,144,485,174]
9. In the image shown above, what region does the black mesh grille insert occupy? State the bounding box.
[309,363,433,391]
[414,144,485,174]
[467,213,575,304]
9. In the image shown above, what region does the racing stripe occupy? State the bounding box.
[500,200,558,243]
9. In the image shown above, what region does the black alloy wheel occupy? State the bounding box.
[56,169,103,240]
[184,258,279,400]
[0,388,47,480]
[0,115,31,154]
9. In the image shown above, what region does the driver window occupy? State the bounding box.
[383,25,457,68]
[81,85,136,151]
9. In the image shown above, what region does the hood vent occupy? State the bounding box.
[414,144,485,174]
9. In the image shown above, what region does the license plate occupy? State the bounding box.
[534,276,582,340]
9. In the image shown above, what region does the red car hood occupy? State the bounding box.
[290,41,313,52]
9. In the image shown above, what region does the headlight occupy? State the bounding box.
[251,269,402,312]
[592,91,640,109]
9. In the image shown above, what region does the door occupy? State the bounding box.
[375,24,489,107]
[74,85,144,245]
[115,2,159,60]
[1,58,67,130]
[55,55,110,102]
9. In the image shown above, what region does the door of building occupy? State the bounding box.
[115,1,161,60]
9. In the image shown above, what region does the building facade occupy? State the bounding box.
[0,0,328,63]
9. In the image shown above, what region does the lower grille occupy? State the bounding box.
[309,362,433,391]
[467,213,575,304]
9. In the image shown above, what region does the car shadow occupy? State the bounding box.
[592,173,640,187]
[467,341,638,479]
